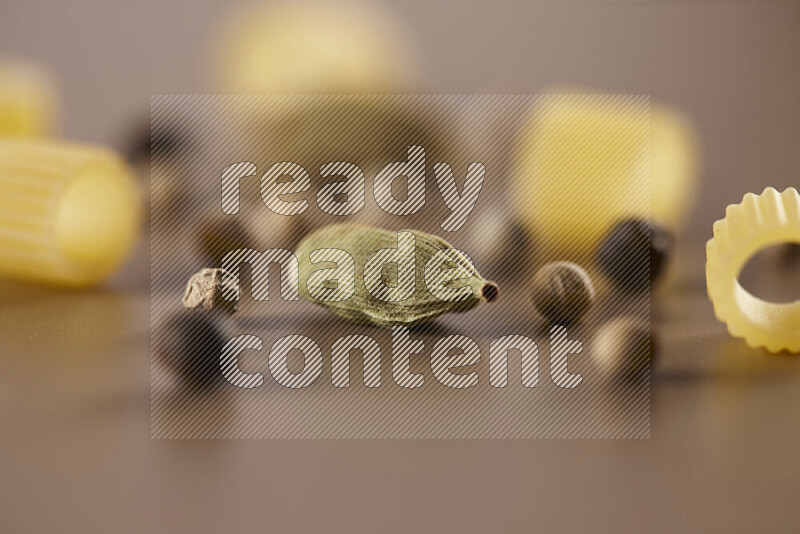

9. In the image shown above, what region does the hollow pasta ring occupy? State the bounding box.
[706,187,800,354]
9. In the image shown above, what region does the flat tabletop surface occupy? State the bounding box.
[1,240,798,534]
[1,1,799,531]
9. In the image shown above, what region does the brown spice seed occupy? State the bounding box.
[183,268,238,314]
[531,262,595,324]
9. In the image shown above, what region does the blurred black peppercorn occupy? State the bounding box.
[196,210,254,266]
[596,219,672,292]
[125,121,190,164]
[153,311,230,392]
[531,261,595,324]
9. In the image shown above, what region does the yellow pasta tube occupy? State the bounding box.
[0,58,58,137]
[0,139,141,287]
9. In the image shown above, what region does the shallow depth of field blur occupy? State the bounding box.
[1,0,799,532]
[2,0,797,238]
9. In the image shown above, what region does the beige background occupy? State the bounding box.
[2,0,799,238]
[1,1,799,533]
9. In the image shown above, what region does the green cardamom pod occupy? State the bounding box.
[296,224,498,327]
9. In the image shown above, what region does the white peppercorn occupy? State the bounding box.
[592,316,654,382]
[531,261,595,324]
